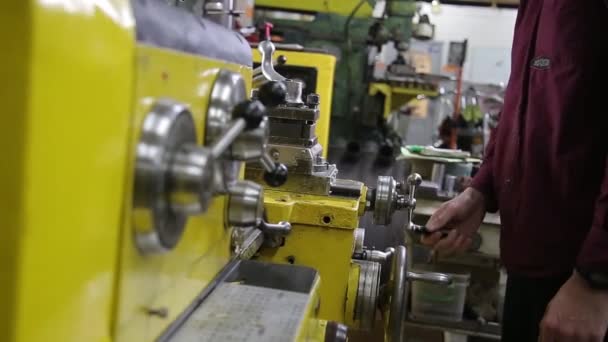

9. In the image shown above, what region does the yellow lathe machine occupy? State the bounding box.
[2,1,332,341]
[246,40,452,341]
[2,1,451,341]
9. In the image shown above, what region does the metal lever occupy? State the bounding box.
[407,271,453,285]
[260,220,291,236]
[260,152,288,187]
[211,99,266,158]
[210,118,247,158]
[258,40,287,83]
[253,55,287,86]
[406,173,422,218]
[409,224,451,238]
[259,220,292,248]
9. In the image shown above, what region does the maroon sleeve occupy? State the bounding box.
[470,124,499,213]
[577,159,608,271]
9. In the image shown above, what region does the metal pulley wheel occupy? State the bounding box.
[353,260,382,331]
[353,228,366,254]
[133,99,215,254]
[206,70,247,192]
[373,176,397,225]
[227,180,264,227]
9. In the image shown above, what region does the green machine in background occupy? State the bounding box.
[254,0,419,160]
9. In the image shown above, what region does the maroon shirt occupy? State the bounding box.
[472,0,608,276]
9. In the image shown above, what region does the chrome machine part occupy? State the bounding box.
[407,271,452,285]
[230,118,269,161]
[260,220,292,236]
[208,70,269,163]
[387,246,408,342]
[257,40,286,83]
[353,228,366,254]
[371,173,422,226]
[354,260,382,331]
[169,144,215,215]
[364,248,394,265]
[259,220,292,248]
[404,173,423,233]
[385,245,452,342]
[227,180,264,227]
[206,69,247,145]
[206,70,249,193]
[248,38,338,193]
[232,227,264,260]
[373,176,398,225]
[134,96,271,254]
[406,174,422,213]
[133,99,215,254]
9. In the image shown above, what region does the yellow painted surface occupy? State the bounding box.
[0,1,135,342]
[296,277,326,342]
[358,185,369,216]
[257,191,361,322]
[253,49,336,157]
[306,319,328,342]
[114,45,252,342]
[255,0,374,17]
[344,263,361,327]
[369,82,439,118]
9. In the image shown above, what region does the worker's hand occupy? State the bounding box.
[420,187,485,256]
[539,272,608,342]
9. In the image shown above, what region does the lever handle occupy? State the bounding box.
[407,271,453,285]
[210,100,266,159]
[210,119,246,158]
[260,152,288,187]
[409,224,451,238]
[260,220,291,236]
[405,173,422,217]
[253,55,287,77]
[258,40,287,83]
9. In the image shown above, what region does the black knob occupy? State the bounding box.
[233,100,266,130]
[258,81,287,107]
[263,162,288,187]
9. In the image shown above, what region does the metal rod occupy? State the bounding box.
[407,271,452,285]
[211,118,246,158]
[260,152,276,173]
[261,221,291,235]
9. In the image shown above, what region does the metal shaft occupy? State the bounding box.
[407,271,452,285]
[260,152,276,173]
[260,221,292,235]
[211,118,246,158]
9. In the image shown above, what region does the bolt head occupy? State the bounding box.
[306,93,320,107]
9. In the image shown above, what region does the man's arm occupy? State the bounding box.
[470,119,500,213]
[539,162,608,342]
[577,158,608,273]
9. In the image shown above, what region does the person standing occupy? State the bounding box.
[422,1,608,341]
